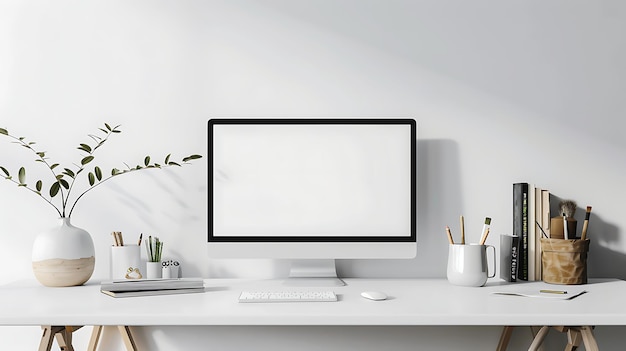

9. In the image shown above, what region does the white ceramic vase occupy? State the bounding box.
[32,217,95,287]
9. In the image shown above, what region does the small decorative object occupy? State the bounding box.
[0,123,202,287]
[125,267,143,280]
[145,236,163,279]
[162,260,180,278]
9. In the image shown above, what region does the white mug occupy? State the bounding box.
[447,244,496,287]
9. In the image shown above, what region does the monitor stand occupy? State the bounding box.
[283,259,346,286]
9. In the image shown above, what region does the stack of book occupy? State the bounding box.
[501,183,551,282]
[100,278,205,298]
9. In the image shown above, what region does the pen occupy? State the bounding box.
[540,289,567,294]
[137,233,143,246]
[445,226,455,245]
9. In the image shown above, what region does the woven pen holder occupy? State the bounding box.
[541,238,589,285]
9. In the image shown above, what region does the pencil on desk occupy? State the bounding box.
[445,226,455,245]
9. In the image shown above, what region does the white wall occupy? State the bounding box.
[1,1,625,350]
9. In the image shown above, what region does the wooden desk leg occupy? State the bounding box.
[88,325,104,351]
[565,328,582,351]
[118,325,138,351]
[39,326,81,351]
[39,326,57,351]
[579,326,599,351]
[54,328,72,351]
[497,326,514,351]
[527,326,550,351]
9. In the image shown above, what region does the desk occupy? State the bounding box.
[0,278,625,348]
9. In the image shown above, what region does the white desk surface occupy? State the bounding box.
[0,278,625,327]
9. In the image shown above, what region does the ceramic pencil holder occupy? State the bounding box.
[541,238,589,285]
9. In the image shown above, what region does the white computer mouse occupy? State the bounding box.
[361,291,388,301]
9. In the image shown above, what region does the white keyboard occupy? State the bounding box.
[238,290,337,303]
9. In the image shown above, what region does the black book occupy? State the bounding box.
[513,183,529,281]
[500,234,520,282]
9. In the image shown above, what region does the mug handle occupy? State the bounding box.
[486,245,496,278]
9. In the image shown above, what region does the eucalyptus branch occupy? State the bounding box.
[0,124,202,219]
[67,155,201,217]
[61,123,120,216]
[0,131,68,212]
[0,173,63,217]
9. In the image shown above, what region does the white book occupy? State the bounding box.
[101,287,206,298]
[100,278,204,292]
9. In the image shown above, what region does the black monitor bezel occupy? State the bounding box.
[208,118,416,243]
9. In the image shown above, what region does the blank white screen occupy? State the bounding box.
[212,123,412,238]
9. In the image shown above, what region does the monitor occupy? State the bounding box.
[208,118,417,286]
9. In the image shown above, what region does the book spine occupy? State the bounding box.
[511,236,518,282]
[513,183,529,281]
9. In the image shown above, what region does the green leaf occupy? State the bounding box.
[182,154,203,162]
[36,180,42,192]
[111,168,121,176]
[0,128,8,135]
[95,166,102,181]
[78,143,92,153]
[0,166,9,177]
[36,152,45,158]
[168,162,181,167]
[63,168,75,178]
[105,123,112,131]
[144,156,150,167]
[164,154,171,164]
[81,156,94,165]
[50,182,60,197]
[59,178,69,189]
[88,172,95,186]
[56,174,64,180]
[18,167,26,185]
[50,163,59,169]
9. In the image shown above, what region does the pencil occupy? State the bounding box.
[445,226,455,245]
[460,215,465,244]
[137,233,143,246]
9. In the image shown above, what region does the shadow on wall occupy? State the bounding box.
[549,194,623,279]
[338,139,461,278]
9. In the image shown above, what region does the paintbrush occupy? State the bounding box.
[581,206,592,240]
[560,200,577,218]
[479,217,491,244]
